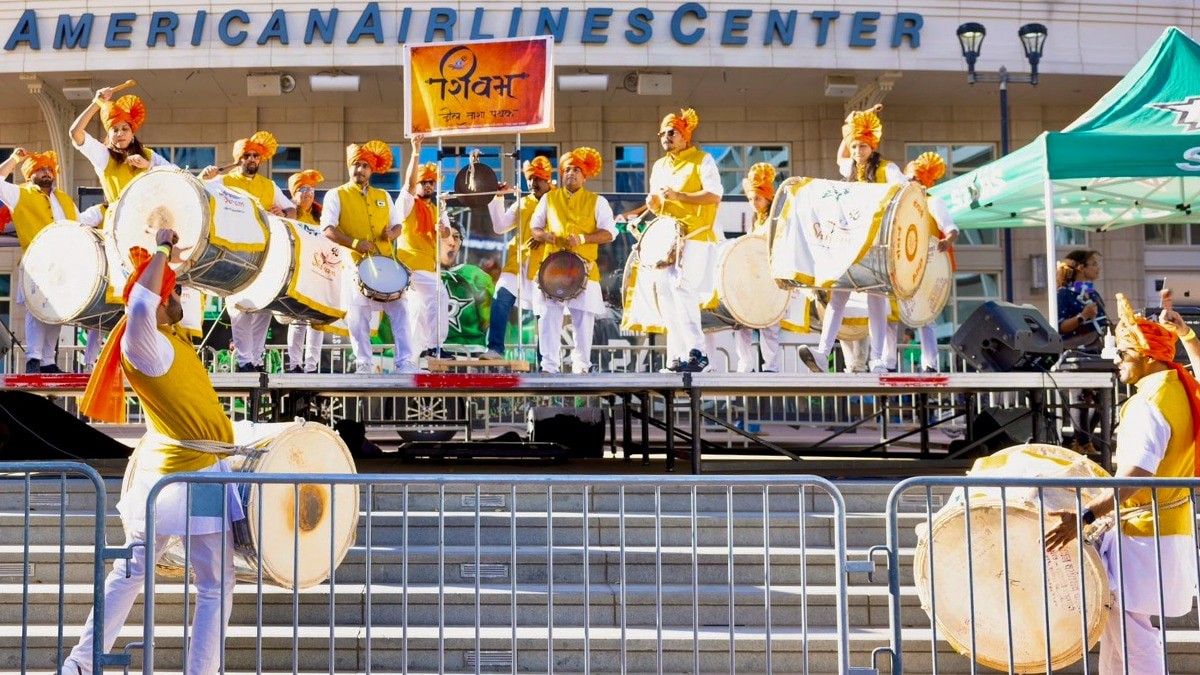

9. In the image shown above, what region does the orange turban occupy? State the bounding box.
[417,162,439,183]
[559,147,602,180]
[288,170,324,195]
[844,111,883,150]
[232,131,279,160]
[522,156,553,182]
[660,108,700,143]
[743,162,777,203]
[905,152,946,188]
[81,247,178,424]
[346,141,393,173]
[100,95,147,133]
[20,151,58,180]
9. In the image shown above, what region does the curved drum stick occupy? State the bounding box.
[109,79,137,94]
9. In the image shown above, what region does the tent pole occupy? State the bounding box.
[1044,176,1058,328]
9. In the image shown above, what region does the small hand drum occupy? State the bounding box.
[636,216,683,269]
[537,250,588,301]
[357,255,411,302]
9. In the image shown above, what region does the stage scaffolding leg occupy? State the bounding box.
[918,392,931,459]
[639,392,650,465]
[664,390,675,472]
[689,387,702,475]
[621,393,633,461]
[607,395,617,458]
[1029,388,1046,443]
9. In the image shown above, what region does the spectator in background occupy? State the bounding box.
[1057,249,1106,457]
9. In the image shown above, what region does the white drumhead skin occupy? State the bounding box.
[20,223,108,324]
[244,423,360,590]
[227,216,294,312]
[887,184,931,300]
[112,170,208,272]
[358,256,409,294]
[898,248,952,327]
[637,217,679,267]
[715,235,790,328]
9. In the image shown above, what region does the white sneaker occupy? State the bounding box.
[797,346,828,373]
[396,360,424,374]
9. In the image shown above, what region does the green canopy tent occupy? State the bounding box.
[931,26,1200,325]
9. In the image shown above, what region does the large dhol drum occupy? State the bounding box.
[898,247,952,328]
[635,216,682,269]
[356,255,411,302]
[769,178,930,300]
[226,216,345,324]
[153,421,360,590]
[705,234,790,330]
[112,169,269,297]
[914,444,1113,673]
[537,250,589,301]
[20,222,123,331]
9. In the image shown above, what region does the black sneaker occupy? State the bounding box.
[40,363,64,374]
[678,349,710,373]
[25,358,39,374]
[286,366,303,374]
[236,363,258,373]
[659,357,683,373]
[420,348,450,360]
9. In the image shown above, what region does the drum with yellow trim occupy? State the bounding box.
[227,215,345,324]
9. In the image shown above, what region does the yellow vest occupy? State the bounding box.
[849,159,894,184]
[10,183,79,249]
[544,187,601,282]
[1120,369,1196,537]
[222,171,277,211]
[296,207,319,227]
[122,325,234,474]
[397,196,439,273]
[100,149,154,203]
[503,193,547,280]
[331,182,395,264]
[652,146,718,242]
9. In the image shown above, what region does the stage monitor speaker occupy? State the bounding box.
[528,406,606,458]
[1143,305,1200,364]
[951,301,1063,372]
[0,391,130,460]
[967,405,1060,454]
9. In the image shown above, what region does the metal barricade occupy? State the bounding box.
[142,474,854,674]
[0,462,110,673]
[874,475,1200,675]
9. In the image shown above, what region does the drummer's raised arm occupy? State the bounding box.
[0,148,21,184]
[68,89,108,147]
[404,135,424,195]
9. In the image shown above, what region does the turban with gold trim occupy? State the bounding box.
[843,111,883,150]
[743,162,777,204]
[232,131,279,161]
[287,170,324,195]
[660,108,700,143]
[523,156,554,182]
[20,151,58,180]
[905,152,946,188]
[559,147,603,180]
[346,141,393,173]
[417,162,439,183]
[100,95,147,133]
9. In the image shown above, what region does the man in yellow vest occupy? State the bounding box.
[67,227,239,675]
[645,108,723,373]
[200,131,296,372]
[0,148,79,373]
[321,141,414,373]
[529,147,616,374]
[482,156,555,360]
[1046,293,1200,672]
[394,134,452,364]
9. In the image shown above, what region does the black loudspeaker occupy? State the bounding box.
[951,301,1063,372]
[0,391,131,460]
[968,405,1060,453]
[528,406,606,458]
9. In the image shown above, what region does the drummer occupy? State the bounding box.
[733,162,789,373]
[901,152,958,373]
[69,89,173,204]
[320,141,413,374]
[66,227,240,675]
[394,135,452,364]
[0,148,81,373]
[201,131,297,373]
[798,108,905,374]
[528,147,616,374]
[481,156,556,361]
[645,108,724,373]
[1046,294,1200,673]
[285,170,327,373]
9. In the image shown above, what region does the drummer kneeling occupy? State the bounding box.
[1046,294,1200,674]
[528,147,615,374]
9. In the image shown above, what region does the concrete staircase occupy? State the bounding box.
[1,476,1197,674]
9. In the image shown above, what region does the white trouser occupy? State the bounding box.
[840,336,871,373]
[64,528,236,675]
[918,323,938,370]
[404,271,450,355]
[24,313,61,365]
[83,329,103,369]
[347,299,408,371]
[229,309,272,367]
[816,291,888,366]
[286,323,326,372]
[735,325,782,373]
[649,266,706,363]
[537,306,595,374]
[1100,608,1164,674]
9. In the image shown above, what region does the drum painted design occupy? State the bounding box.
[112,169,269,297]
[20,222,123,331]
[706,235,790,329]
[914,444,1113,673]
[898,248,952,328]
[537,250,588,301]
[357,255,411,302]
[635,216,682,269]
[226,216,345,324]
[886,183,933,300]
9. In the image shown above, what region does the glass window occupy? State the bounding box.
[0,147,12,183]
[950,272,1002,326]
[613,144,646,194]
[699,144,790,195]
[1056,226,1088,247]
[0,273,10,328]
[1144,223,1199,246]
[518,146,558,192]
[153,146,217,176]
[270,146,303,191]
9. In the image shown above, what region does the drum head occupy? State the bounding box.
[227,216,295,312]
[112,170,209,272]
[537,250,588,300]
[887,183,932,300]
[358,256,410,295]
[243,423,359,590]
[20,223,113,326]
[897,248,952,328]
[714,235,790,328]
[637,217,680,268]
[914,501,1111,673]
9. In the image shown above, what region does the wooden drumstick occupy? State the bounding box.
[215,161,242,176]
[109,79,137,94]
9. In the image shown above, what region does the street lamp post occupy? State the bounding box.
[956,22,1048,303]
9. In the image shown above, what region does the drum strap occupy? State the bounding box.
[176,439,265,457]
